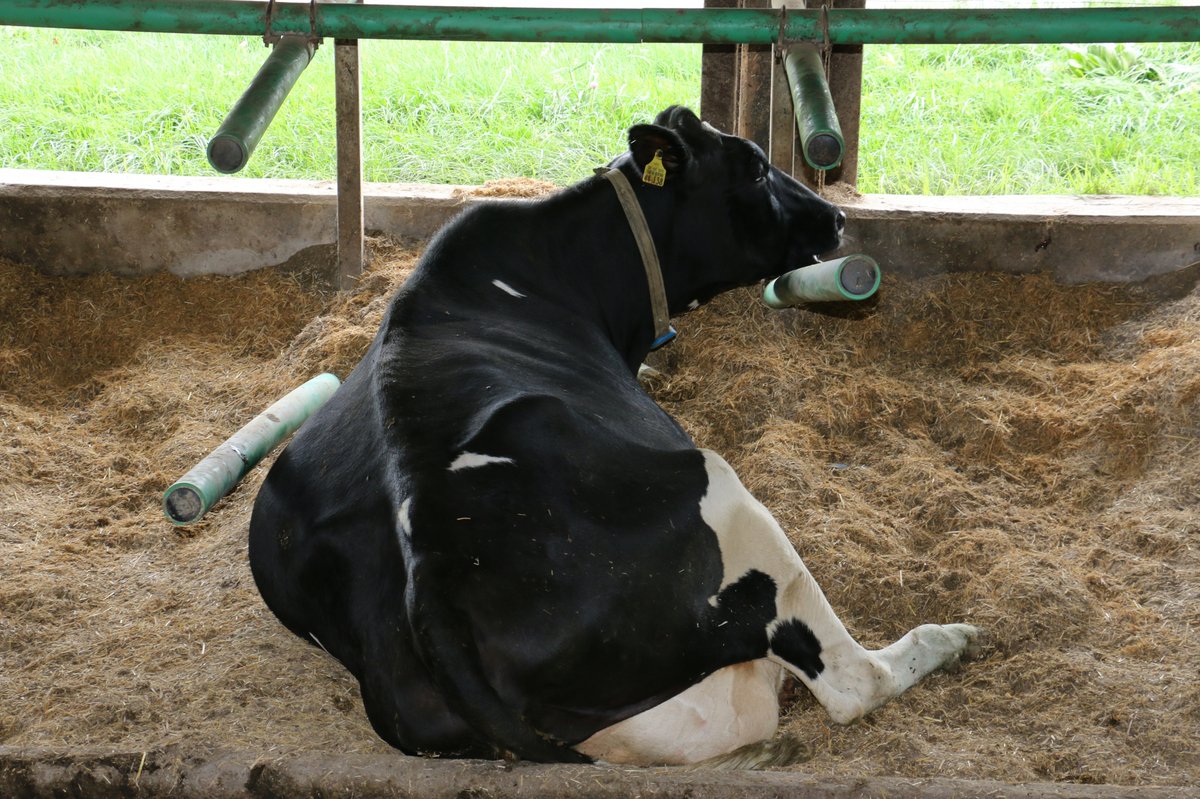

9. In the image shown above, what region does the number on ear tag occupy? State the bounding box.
[642,149,667,187]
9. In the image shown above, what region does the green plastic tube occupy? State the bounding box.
[764,254,880,307]
[207,36,315,174]
[784,44,844,171]
[2,2,1198,45]
[163,372,340,525]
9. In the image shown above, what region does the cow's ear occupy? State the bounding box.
[628,124,690,184]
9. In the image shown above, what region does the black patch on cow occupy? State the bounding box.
[770,619,825,680]
[706,569,776,657]
[713,570,776,619]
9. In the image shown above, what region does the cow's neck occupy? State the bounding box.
[462,168,683,373]
[599,168,673,348]
[587,168,680,371]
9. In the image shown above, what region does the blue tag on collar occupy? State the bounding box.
[651,325,677,351]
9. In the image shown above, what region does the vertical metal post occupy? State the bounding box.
[735,0,773,151]
[700,0,738,131]
[335,0,364,290]
[769,1,804,172]
[701,0,772,148]
[768,57,796,172]
[825,0,865,188]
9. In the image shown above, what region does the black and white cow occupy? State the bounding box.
[248,106,978,765]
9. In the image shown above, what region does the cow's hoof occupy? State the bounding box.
[935,623,984,673]
[959,624,986,661]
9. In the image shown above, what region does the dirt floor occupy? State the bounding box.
[1,206,1198,787]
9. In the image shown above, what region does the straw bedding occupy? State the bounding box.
[1,211,1197,785]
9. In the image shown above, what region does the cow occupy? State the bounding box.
[248,106,979,766]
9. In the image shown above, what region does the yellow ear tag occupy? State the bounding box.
[642,149,667,187]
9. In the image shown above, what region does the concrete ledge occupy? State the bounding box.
[847,193,1200,284]
[0,169,475,278]
[0,747,1188,799]
[2,169,1198,283]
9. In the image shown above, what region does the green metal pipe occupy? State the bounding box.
[2,2,1198,45]
[208,36,315,174]
[162,372,340,525]
[764,254,880,307]
[784,44,843,171]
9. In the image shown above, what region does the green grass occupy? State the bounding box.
[860,42,1200,195]
[1,26,1198,194]
[0,28,697,185]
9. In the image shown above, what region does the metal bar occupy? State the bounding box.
[769,49,796,173]
[763,253,880,306]
[736,0,773,154]
[736,40,773,152]
[3,2,1199,45]
[823,0,866,188]
[700,0,738,132]
[335,4,365,291]
[162,373,341,525]
[207,36,315,174]
[785,44,844,170]
[766,0,805,174]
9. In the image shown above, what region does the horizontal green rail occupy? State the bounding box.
[2,1,1199,45]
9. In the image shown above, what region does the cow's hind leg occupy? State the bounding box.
[699,451,980,725]
[578,659,786,766]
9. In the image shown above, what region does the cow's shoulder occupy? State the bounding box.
[443,389,697,484]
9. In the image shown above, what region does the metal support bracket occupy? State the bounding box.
[264,0,320,48]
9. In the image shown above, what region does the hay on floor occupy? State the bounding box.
[1,226,1197,785]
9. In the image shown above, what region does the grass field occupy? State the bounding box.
[1,26,1197,194]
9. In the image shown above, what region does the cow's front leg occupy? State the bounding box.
[798,622,979,724]
[699,450,980,726]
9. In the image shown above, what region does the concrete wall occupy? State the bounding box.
[2,169,1198,285]
[846,192,1200,285]
[0,170,469,279]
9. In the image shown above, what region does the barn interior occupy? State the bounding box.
[2,2,1199,796]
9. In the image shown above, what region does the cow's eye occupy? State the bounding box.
[753,163,770,183]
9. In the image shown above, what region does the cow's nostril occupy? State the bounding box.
[835,210,847,233]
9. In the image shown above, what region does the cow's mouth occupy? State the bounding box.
[787,251,822,273]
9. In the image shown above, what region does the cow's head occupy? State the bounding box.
[623,106,845,311]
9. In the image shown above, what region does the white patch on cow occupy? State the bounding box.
[397,498,413,539]
[687,299,700,310]
[492,279,525,298]
[695,449,980,725]
[698,451,808,603]
[577,659,783,765]
[448,451,515,472]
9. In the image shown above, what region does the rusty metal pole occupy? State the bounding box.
[335,0,364,290]
[825,0,865,189]
[768,55,796,172]
[769,1,804,173]
[735,0,773,152]
[700,0,738,132]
